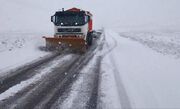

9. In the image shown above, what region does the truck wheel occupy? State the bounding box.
[87,32,93,46]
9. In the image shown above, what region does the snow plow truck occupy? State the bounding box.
[43,7,93,52]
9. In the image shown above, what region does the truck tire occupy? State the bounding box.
[87,32,93,46]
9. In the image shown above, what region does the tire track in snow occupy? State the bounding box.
[0,52,61,94]
[48,33,104,109]
[103,30,132,109]
[99,29,117,58]
[110,56,132,109]
[0,54,75,107]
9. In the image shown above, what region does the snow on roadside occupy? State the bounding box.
[0,54,73,101]
[98,57,122,109]
[97,31,122,109]
[0,32,50,75]
[100,29,180,108]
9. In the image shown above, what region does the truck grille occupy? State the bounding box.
[58,28,81,32]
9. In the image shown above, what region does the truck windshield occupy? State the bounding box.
[55,13,85,26]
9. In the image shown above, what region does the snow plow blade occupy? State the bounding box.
[43,36,87,52]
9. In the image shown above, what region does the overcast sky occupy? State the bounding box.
[1,0,180,32]
[55,0,180,29]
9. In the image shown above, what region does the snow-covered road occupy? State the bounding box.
[0,32,103,109]
[99,29,180,108]
[1,29,180,109]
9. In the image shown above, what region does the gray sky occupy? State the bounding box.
[1,0,180,32]
[56,0,180,29]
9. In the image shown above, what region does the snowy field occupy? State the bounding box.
[120,31,180,58]
[0,0,54,73]
[0,32,50,74]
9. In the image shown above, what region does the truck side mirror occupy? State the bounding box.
[51,16,54,22]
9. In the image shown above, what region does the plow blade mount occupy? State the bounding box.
[43,36,87,51]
